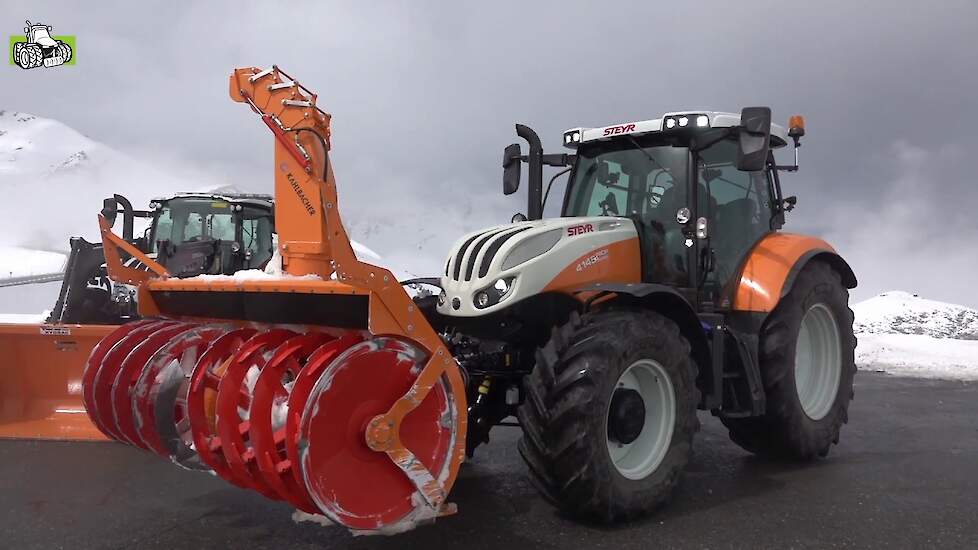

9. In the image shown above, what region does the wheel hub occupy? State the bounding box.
[794,303,842,421]
[608,388,646,444]
[606,359,676,480]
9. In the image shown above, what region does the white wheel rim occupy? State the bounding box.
[606,359,676,480]
[794,303,842,420]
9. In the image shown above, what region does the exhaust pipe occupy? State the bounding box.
[515,124,544,221]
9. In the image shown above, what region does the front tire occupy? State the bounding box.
[17,44,42,69]
[721,261,856,459]
[517,309,699,523]
[57,42,72,63]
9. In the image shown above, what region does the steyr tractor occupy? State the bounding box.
[73,66,856,534]
[13,21,73,69]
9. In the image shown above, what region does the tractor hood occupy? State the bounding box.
[438,217,641,317]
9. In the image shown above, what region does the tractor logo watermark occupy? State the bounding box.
[9,20,75,69]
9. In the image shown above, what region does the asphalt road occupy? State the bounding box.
[1,372,976,550]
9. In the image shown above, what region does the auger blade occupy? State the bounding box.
[213,329,296,499]
[82,319,159,439]
[248,332,334,512]
[284,332,365,497]
[298,337,459,531]
[110,323,195,448]
[89,320,177,442]
[187,327,258,488]
[131,324,229,466]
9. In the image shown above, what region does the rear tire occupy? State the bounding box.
[721,261,856,459]
[517,308,699,523]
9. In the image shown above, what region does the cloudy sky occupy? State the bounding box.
[3,0,977,306]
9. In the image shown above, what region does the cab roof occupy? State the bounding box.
[151,192,274,210]
[565,111,789,149]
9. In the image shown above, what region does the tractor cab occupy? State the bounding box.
[560,110,795,302]
[493,108,804,311]
[24,22,58,47]
[145,193,275,276]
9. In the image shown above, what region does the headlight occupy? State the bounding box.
[663,113,709,130]
[500,229,561,270]
[438,290,447,306]
[473,276,517,309]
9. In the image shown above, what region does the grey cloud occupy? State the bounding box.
[3,0,977,304]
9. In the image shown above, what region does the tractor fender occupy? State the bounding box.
[576,282,713,408]
[732,233,856,313]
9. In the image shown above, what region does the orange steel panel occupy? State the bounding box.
[146,278,369,295]
[542,237,642,294]
[732,232,836,312]
[0,323,114,441]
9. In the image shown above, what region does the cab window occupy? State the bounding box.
[699,139,773,288]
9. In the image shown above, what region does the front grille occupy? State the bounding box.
[451,232,485,281]
[477,227,530,279]
[449,226,534,282]
[463,228,510,281]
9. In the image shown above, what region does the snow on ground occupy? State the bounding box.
[856,333,978,380]
[854,290,978,380]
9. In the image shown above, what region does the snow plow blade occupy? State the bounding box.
[0,323,113,440]
[79,65,468,535]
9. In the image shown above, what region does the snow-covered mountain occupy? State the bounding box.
[0,110,227,252]
[0,111,439,314]
[853,290,978,340]
[853,291,978,380]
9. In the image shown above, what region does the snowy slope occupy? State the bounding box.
[0,111,431,314]
[0,110,216,251]
[853,290,978,340]
[854,291,978,380]
[0,245,65,278]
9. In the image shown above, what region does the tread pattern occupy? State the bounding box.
[18,44,43,69]
[721,261,857,459]
[517,308,700,523]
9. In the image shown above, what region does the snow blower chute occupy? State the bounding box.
[80,66,467,532]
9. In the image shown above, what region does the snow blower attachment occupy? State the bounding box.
[80,66,467,533]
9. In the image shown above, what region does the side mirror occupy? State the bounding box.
[101,197,118,227]
[503,143,522,195]
[736,106,772,172]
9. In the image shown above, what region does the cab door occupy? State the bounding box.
[696,140,777,304]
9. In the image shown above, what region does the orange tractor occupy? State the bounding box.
[47,66,856,533]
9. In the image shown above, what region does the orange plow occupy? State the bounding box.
[77,66,467,533]
[0,323,113,440]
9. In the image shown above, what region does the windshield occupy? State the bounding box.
[151,199,236,252]
[564,137,692,285]
[564,136,689,226]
